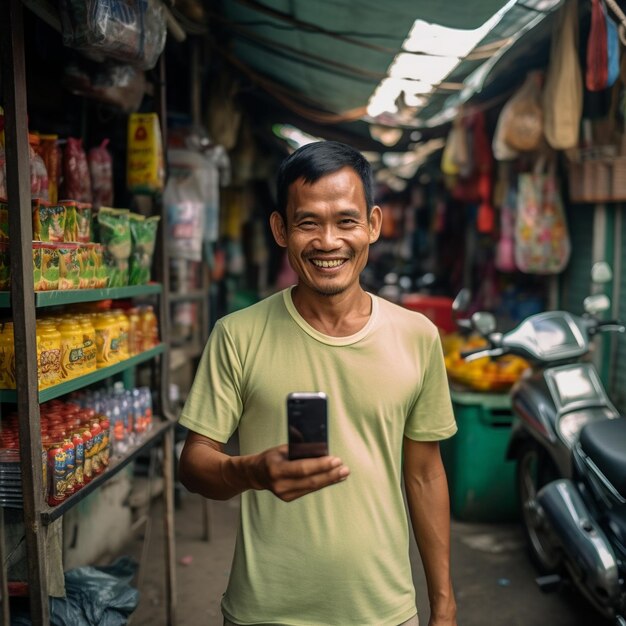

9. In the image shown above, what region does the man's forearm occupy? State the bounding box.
[403,440,456,624]
[179,438,260,500]
[406,471,455,617]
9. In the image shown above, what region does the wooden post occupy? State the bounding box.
[0,1,49,624]
[154,53,177,626]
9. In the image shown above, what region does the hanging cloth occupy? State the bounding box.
[587,0,609,91]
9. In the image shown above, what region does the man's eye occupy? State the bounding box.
[339,219,357,225]
[298,221,316,228]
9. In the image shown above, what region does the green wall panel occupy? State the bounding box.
[611,207,626,411]
[560,207,595,316]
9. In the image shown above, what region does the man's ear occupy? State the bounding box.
[368,205,383,244]
[270,211,288,248]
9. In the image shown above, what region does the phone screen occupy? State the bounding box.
[287,392,328,460]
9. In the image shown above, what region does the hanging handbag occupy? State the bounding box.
[543,0,583,149]
[515,157,571,274]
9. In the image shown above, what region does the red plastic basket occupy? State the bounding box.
[401,294,455,333]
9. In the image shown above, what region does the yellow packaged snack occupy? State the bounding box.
[127,113,164,194]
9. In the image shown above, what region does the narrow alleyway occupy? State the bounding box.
[122,488,604,626]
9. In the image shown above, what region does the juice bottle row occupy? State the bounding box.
[0,304,159,390]
[0,385,154,508]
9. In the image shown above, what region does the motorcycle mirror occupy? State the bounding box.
[452,288,471,313]
[471,312,497,335]
[590,261,612,284]
[583,294,611,315]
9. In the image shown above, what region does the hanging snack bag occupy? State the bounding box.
[129,214,160,285]
[32,199,66,242]
[127,113,164,194]
[88,139,113,209]
[37,135,62,204]
[63,137,92,203]
[29,135,50,201]
[97,207,131,287]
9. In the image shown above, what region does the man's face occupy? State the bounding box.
[270,167,382,297]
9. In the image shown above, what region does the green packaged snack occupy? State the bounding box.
[32,199,66,242]
[129,214,160,285]
[76,202,92,243]
[33,242,59,291]
[57,242,81,290]
[77,245,93,288]
[0,200,8,241]
[0,242,10,290]
[92,243,108,288]
[61,200,78,241]
[97,207,131,287]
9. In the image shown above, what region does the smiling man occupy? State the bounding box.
[178,141,458,626]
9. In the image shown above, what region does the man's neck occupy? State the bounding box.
[290,284,372,337]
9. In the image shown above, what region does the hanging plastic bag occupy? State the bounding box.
[501,72,544,152]
[127,113,164,195]
[587,0,609,91]
[59,0,166,70]
[543,0,583,149]
[515,157,571,274]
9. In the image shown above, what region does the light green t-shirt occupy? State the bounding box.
[179,288,457,626]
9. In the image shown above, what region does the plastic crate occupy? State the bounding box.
[440,390,520,522]
[400,294,455,333]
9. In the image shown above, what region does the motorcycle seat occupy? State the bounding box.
[579,418,626,499]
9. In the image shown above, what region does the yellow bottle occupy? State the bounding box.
[77,315,97,373]
[0,321,16,389]
[35,320,62,389]
[92,312,117,368]
[57,317,85,380]
[112,309,130,361]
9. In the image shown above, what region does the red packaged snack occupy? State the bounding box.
[88,138,113,209]
[63,137,92,203]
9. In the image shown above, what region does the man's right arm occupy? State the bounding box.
[178,430,350,502]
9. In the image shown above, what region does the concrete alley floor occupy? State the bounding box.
[123,487,606,626]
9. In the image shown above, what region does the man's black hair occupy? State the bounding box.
[275,141,374,222]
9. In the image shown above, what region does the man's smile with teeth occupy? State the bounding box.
[311,259,346,268]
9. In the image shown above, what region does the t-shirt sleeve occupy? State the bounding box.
[178,320,243,443]
[404,332,457,441]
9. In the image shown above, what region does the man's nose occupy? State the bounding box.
[315,224,341,249]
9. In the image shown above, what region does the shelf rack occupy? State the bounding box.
[0,2,177,624]
[0,344,166,403]
[0,284,163,309]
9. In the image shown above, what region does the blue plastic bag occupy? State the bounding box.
[11,557,139,626]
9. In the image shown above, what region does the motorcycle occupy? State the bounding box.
[458,263,626,624]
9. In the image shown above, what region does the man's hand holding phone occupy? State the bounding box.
[249,444,349,502]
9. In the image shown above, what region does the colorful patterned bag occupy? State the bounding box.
[515,159,571,274]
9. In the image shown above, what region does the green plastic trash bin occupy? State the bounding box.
[440,389,520,522]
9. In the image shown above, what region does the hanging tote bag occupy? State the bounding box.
[502,72,544,152]
[543,0,583,150]
[587,0,609,91]
[515,158,571,274]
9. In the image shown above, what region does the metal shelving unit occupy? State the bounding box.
[0,2,177,624]
[0,284,163,309]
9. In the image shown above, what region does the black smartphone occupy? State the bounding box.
[287,392,329,460]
